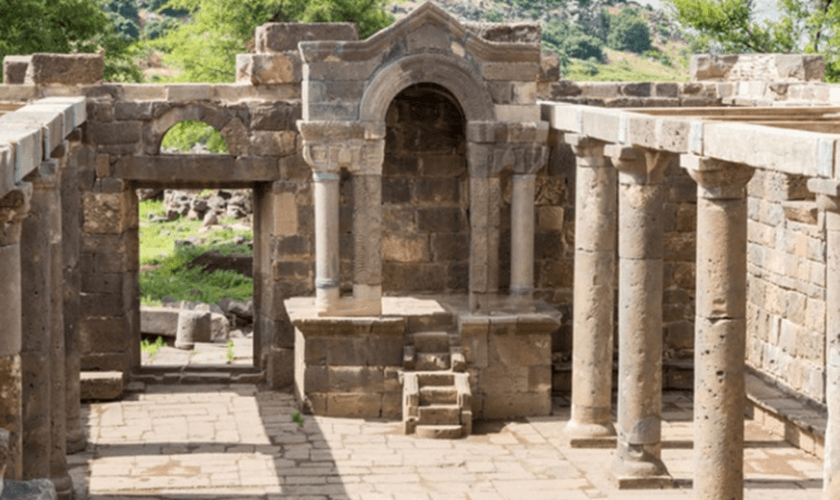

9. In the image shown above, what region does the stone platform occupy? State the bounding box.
[286,295,561,420]
[70,384,823,499]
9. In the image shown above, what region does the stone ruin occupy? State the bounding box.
[0,1,840,498]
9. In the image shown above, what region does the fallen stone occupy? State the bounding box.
[202,211,218,227]
[80,372,124,401]
[140,306,179,337]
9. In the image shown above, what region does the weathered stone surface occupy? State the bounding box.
[3,56,31,85]
[25,53,103,85]
[256,23,358,53]
[175,310,211,350]
[236,54,302,85]
[79,372,123,401]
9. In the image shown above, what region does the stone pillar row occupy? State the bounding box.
[566,132,760,498]
[808,178,840,500]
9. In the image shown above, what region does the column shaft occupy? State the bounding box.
[46,173,71,498]
[566,135,617,443]
[313,172,340,315]
[0,185,30,479]
[352,174,382,314]
[510,174,536,299]
[608,146,671,487]
[822,203,840,500]
[21,170,53,480]
[469,177,501,312]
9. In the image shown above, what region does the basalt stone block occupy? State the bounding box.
[236,53,302,85]
[25,53,103,85]
[79,371,123,401]
[3,56,31,85]
[256,23,358,53]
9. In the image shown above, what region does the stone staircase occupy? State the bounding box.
[401,329,472,439]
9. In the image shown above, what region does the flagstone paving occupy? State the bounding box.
[68,385,823,499]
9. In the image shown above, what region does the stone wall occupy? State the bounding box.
[746,170,826,403]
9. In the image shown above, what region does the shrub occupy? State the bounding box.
[607,8,652,54]
[161,120,228,154]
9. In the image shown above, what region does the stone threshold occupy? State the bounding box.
[745,369,826,459]
[131,365,265,385]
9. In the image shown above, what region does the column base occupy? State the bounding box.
[609,455,672,490]
[66,429,87,454]
[51,471,73,500]
[316,287,382,317]
[564,420,616,448]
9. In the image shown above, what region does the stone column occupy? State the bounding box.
[61,140,85,454]
[807,178,840,500]
[20,166,54,481]
[45,161,71,499]
[469,175,501,312]
[564,134,617,445]
[352,174,382,315]
[683,155,753,500]
[509,173,536,302]
[606,145,672,488]
[0,184,32,480]
[313,171,340,315]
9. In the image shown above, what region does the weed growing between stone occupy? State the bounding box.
[140,336,166,361]
[226,341,235,363]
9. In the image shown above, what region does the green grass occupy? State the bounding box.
[141,336,166,361]
[565,44,690,82]
[139,199,254,307]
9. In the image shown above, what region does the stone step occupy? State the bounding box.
[415,352,450,371]
[410,331,452,353]
[80,371,124,401]
[420,386,458,406]
[416,371,455,386]
[416,424,463,439]
[418,404,461,425]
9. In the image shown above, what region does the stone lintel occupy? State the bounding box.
[117,155,279,182]
[466,121,549,144]
[808,177,840,198]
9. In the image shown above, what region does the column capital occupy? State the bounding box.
[565,133,605,158]
[468,142,548,177]
[681,155,754,200]
[0,183,33,246]
[606,145,672,184]
[298,120,385,174]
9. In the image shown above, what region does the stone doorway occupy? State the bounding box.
[130,179,268,381]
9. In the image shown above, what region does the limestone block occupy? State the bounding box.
[326,393,381,418]
[79,371,123,401]
[382,234,430,263]
[0,127,42,182]
[3,55,31,84]
[690,54,739,82]
[118,84,168,101]
[329,366,384,393]
[483,391,550,419]
[166,84,213,102]
[256,23,358,53]
[250,131,297,156]
[24,53,103,85]
[236,53,302,85]
[140,306,179,336]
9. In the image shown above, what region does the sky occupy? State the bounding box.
[636,0,782,21]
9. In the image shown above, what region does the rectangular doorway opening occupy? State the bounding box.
[135,184,260,374]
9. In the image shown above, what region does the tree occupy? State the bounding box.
[152,0,394,83]
[607,8,652,54]
[105,0,141,40]
[667,0,840,78]
[0,0,141,82]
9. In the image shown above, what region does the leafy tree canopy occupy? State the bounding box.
[0,0,142,82]
[607,7,652,53]
[152,0,394,83]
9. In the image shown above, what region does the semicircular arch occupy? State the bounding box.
[147,104,242,155]
[359,53,495,124]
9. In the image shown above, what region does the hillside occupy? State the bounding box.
[127,0,689,82]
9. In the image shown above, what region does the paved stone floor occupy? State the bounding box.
[141,337,254,367]
[69,385,823,499]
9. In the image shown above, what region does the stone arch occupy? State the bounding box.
[359,53,495,124]
[147,104,245,155]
